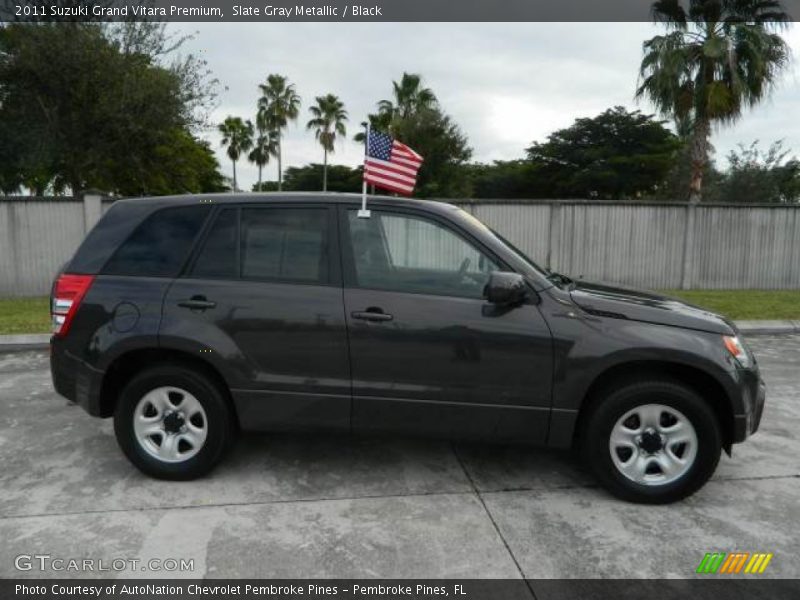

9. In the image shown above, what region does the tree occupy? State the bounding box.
[355,72,437,143]
[377,72,437,121]
[651,140,723,201]
[523,106,682,199]
[391,106,472,198]
[248,131,278,190]
[251,89,278,190]
[353,112,392,143]
[306,94,348,191]
[636,0,791,202]
[358,73,470,197]
[252,181,280,192]
[129,129,227,195]
[107,21,219,131]
[218,117,254,192]
[0,22,221,196]
[273,164,363,193]
[706,140,800,203]
[355,73,436,143]
[464,161,539,199]
[258,74,301,191]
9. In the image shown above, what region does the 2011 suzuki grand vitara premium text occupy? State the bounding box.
[50,193,765,503]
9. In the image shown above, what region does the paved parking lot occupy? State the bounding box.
[0,336,798,580]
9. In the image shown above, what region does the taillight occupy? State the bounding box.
[52,274,95,337]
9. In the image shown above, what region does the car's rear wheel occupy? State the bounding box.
[582,379,721,504]
[114,365,235,480]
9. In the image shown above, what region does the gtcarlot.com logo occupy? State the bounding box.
[696,552,774,574]
[14,554,194,573]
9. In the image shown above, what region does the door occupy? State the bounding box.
[340,206,553,443]
[161,204,351,432]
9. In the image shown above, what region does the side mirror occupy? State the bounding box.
[484,271,527,306]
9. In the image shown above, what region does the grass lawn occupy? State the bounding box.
[0,297,50,335]
[0,291,798,335]
[661,290,800,321]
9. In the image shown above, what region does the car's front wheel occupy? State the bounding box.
[114,365,235,480]
[582,379,722,504]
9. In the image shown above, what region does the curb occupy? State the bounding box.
[0,321,798,352]
[0,334,51,352]
[734,320,800,336]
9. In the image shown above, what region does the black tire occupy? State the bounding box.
[113,364,236,480]
[581,379,722,504]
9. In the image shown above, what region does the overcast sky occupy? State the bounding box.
[171,22,800,190]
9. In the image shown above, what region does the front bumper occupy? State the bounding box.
[50,339,105,416]
[731,368,766,443]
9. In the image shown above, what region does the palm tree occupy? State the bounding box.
[353,112,392,143]
[307,94,348,191]
[218,116,254,192]
[636,0,790,202]
[258,74,301,191]
[377,72,437,124]
[248,131,278,191]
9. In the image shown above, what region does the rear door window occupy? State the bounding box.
[240,208,330,284]
[191,208,239,279]
[102,205,211,277]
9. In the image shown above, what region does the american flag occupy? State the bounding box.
[364,130,423,196]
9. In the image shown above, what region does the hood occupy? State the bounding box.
[569,281,735,335]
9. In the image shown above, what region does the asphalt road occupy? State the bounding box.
[0,336,798,580]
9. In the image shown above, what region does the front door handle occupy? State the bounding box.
[178,296,217,310]
[351,308,393,322]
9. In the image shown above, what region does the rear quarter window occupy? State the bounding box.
[102,205,211,277]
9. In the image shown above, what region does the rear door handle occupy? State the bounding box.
[351,309,393,322]
[178,296,216,310]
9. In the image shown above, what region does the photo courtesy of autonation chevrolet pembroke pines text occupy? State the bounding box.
[0,0,799,598]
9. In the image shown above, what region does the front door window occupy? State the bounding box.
[347,210,499,298]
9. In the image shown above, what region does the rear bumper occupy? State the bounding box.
[50,339,105,417]
[732,369,766,443]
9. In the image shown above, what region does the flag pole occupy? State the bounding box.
[358,122,371,218]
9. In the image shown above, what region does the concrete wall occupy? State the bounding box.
[455,201,800,290]
[0,197,798,296]
[0,195,106,297]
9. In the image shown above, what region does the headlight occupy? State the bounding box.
[723,335,751,368]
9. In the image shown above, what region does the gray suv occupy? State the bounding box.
[50,193,765,503]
